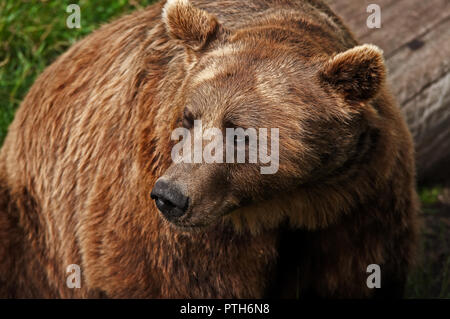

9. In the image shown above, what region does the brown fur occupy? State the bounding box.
[0,0,418,298]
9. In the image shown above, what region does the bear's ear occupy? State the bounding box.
[162,0,221,52]
[319,44,386,102]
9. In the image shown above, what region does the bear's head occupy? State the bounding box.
[150,0,387,231]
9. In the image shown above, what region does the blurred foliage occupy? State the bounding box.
[406,200,450,298]
[419,186,443,206]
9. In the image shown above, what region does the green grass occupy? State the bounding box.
[0,0,156,145]
[1,0,448,299]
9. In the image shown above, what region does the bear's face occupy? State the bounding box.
[150,0,386,230]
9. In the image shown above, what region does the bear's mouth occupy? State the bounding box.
[167,220,209,232]
[159,212,213,232]
[157,204,241,232]
[151,178,251,231]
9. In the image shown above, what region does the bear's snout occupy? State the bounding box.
[151,179,189,220]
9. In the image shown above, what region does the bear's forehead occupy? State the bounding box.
[187,46,317,116]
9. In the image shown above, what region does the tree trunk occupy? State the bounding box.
[327,0,450,184]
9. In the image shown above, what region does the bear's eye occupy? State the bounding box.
[182,107,194,129]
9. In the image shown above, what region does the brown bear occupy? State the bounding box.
[0,0,418,298]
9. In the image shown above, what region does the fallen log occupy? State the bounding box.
[327,0,450,184]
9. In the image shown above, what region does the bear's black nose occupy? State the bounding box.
[151,180,189,220]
